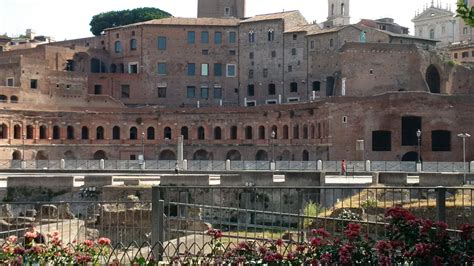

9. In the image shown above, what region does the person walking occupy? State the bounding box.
[341,160,347,176]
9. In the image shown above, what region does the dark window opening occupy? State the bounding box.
[290,82,298,93]
[158,87,167,98]
[181,127,189,140]
[326,77,335,96]
[283,125,289,139]
[121,85,130,98]
[426,65,441,93]
[432,130,451,151]
[197,127,205,140]
[66,60,75,71]
[82,127,89,140]
[372,131,392,151]
[67,126,74,140]
[129,127,138,140]
[164,127,172,139]
[258,126,265,139]
[230,126,238,139]
[245,126,253,140]
[147,127,155,140]
[312,81,321,91]
[26,125,33,139]
[112,126,120,140]
[96,127,104,140]
[53,126,60,140]
[39,126,47,139]
[401,116,422,146]
[268,83,276,95]
[247,84,255,96]
[94,84,102,95]
[293,125,299,139]
[214,127,222,140]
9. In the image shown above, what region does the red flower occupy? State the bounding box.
[98,237,111,246]
[286,252,296,261]
[385,207,416,221]
[311,228,331,238]
[310,237,323,247]
[338,244,354,265]
[344,223,361,240]
[83,239,94,247]
[459,224,473,240]
[275,238,284,247]
[320,253,333,264]
[375,240,392,254]
[296,244,306,252]
[206,229,223,239]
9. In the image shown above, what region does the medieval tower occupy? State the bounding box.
[197,0,245,19]
[325,0,350,27]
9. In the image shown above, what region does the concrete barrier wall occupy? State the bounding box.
[419,173,464,186]
[378,173,408,185]
[7,176,74,191]
[84,176,113,187]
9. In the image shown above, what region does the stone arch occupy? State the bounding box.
[226,150,242,160]
[426,65,441,93]
[255,150,269,161]
[0,123,7,139]
[258,126,265,140]
[302,150,309,161]
[64,150,76,160]
[93,150,107,160]
[401,151,419,162]
[13,125,21,139]
[36,150,48,160]
[193,149,211,160]
[12,150,21,160]
[159,150,176,160]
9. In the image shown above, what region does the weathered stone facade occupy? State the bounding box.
[0,2,473,162]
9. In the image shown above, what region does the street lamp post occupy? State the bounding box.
[416,129,422,163]
[458,133,471,184]
[271,130,276,162]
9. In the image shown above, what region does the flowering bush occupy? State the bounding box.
[0,230,111,265]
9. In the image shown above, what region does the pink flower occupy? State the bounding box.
[98,237,111,246]
[343,223,361,240]
[24,231,38,239]
[206,229,223,239]
[7,235,17,244]
[275,238,284,247]
[83,239,94,247]
[375,240,392,254]
[311,228,331,238]
[310,237,323,247]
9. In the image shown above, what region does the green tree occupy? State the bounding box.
[457,0,474,27]
[89,7,172,36]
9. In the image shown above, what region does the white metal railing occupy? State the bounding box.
[0,160,471,173]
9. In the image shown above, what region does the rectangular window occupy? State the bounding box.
[213,87,222,99]
[263,69,268,78]
[158,63,167,75]
[6,78,13,87]
[226,64,236,77]
[187,63,196,76]
[94,84,102,95]
[201,64,209,76]
[312,81,321,91]
[214,63,222,76]
[266,100,277,105]
[157,36,167,50]
[293,34,297,40]
[224,7,230,16]
[214,32,222,44]
[229,49,236,56]
[247,84,255,96]
[201,87,209,99]
[462,52,469,58]
[201,31,209,43]
[187,86,196,98]
[30,79,38,89]
[187,31,195,44]
[158,87,167,98]
[288,65,293,72]
[121,84,130,98]
[310,41,315,49]
[372,131,391,151]
[454,53,458,59]
[432,130,451,151]
[129,63,139,74]
[271,51,276,58]
[401,116,422,146]
[246,100,256,107]
[249,69,254,79]
[288,98,299,102]
[249,52,254,59]
[202,49,209,55]
[290,82,298,92]
[229,32,237,43]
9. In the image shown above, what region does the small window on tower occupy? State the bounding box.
[224,7,230,16]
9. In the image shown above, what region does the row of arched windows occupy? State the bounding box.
[0,95,19,103]
[0,123,326,141]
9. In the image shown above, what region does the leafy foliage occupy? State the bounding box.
[89,7,172,36]
[457,0,474,27]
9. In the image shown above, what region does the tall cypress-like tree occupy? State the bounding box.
[90,7,172,36]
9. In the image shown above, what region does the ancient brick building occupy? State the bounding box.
[0,0,473,162]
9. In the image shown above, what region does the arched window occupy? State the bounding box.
[26,125,33,139]
[230,126,238,140]
[267,29,274,42]
[245,126,253,140]
[39,125,47,139]
[197,126,205,140]
[110,64,117,73]
[82,126,89,140]
[53,126,60,140]
[341,3,345,15]
[67,126,75,140]
[181,127,189,140]
[129,127,138,140]
[96,126,104,140]
[147,127,155,140]
[311,124,315,139]
[331,4,335,16]
[0,123,8,139]
[330,39,334,47]
[130,39,137,51]
[214,127,222,140]
[0,95,7,103]
[112,126,120,140]
[302,150,309,161]
[119,63,125,73]
[258,126,265,140]
[13,125,21,139]
[271,125,278,139]
[114,41,122,53]
[293,125,299,139]
[283,125,289,139]
[429,29,435,39]
[164,127,172,139]
[303,125,309,139]
[10,96,18,103]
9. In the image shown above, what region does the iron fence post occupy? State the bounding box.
[435,186,446,223]
[152,187,165,261]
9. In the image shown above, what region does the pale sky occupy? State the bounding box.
[0,0,458,40]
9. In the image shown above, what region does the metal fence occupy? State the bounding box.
[0,186,472,263]
[0,160,470,173]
